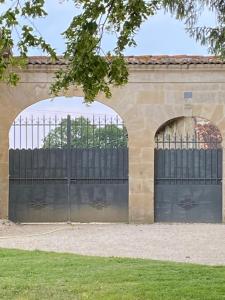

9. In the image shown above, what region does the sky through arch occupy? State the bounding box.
[9,97,124,149]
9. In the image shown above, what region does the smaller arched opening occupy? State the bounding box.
[8,97,129,223]
[154,116,222,223]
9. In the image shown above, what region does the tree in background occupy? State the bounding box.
[1,1,225,101]
[42,116,127,148]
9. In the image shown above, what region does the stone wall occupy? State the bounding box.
[1,62,225,223]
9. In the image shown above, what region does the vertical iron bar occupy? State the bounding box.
[54,115,57,148]
[163,133,165,180]
[210,135,212,184]
[192,134,195,183]
[31,116,34,184]
[48,117,51,149]
[37,117,40,149]
[19,116,22,184]
[99,117,102,179]
[61,117,64,179]
[116,116,119,179]
[104,115,108,179]
[81,116,84,178]
[86,117,89,179]
[13,120,16,149]
[92,115,95,148]
[54,115,57,178]
[48,116,53,184]
[31,115,34,149]
[110,116,113,179]
[67,115,71,222]
[194,131,197,149]
[73,116,77,180]
[105,115,107,148]
[123,121,126,146]
[156,134,159,150]
[43,116,46,182]
[174,133,177,184]
[60,117,63,149]
[123,126,126,180]
[98,117,101,148]
[19,116,22,149]
[204,137,207,185]
[181,134,183,184]
[80,116,83,149]
[198,133,201,183]
[43,116,46,148]
[92,116,96,179]
[116,115,119,148]
[86,117,89,148]
[110,116,113,149]
[36,118,39,180]
[25,117,28,149]
[169,134,171,181]
[48,117,51,181]
[186,133,189,183]
[216,140,218,184]
[24,121,27,182]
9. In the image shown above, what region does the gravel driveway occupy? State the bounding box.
[0,222,225,266]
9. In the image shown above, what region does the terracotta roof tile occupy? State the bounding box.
[28,56,66,65]
[27,55,225,66]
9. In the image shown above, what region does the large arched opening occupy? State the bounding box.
[8,97,129,222]
[154,116,222,223]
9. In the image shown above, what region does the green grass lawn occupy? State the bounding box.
[0,249,225,300]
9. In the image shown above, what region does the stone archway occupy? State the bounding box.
[8,97,129,223]
[1,55,225,223]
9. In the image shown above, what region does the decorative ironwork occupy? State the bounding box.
[30,198,48,209]
[177,197,198,210]
[90,198,110,210]
[9,114,128,150]
[155,133,222,150]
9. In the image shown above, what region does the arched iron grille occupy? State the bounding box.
[154,117,222,223]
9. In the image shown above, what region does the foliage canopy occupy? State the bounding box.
[42,116,127,148]
[0,1,225,102]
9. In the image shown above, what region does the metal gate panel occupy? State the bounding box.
[9,182,68,222]
[9,115,128,223]
[155,143,222,223]
[69,148,128,222]
[155,184,222,223]
[9,148,128,222]
[70,183,128,222]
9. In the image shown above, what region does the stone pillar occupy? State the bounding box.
[0,127,9,219]
[128,141,155,223]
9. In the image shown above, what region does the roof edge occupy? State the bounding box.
[26,55,225,66]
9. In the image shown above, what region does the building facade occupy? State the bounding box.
[1,55,225,223]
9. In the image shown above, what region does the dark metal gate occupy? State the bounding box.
[9,115,128,222]
[154,134,222,223]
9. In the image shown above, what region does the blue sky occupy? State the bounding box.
[3,1,216,117]
[26,1,214,56]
